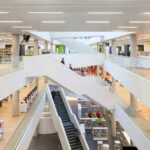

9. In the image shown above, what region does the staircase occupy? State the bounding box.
[51,89,83,150]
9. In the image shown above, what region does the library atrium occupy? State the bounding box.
[0,0,150,150]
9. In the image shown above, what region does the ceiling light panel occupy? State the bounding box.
[129,21,150,23]
[0,21,23,23]
[28,12,63,14]
[88,12,123,15]
[13,26,32,29]
[0,12,9,14]
[86,21,110,24]
[143,12,150,15]
[118,26,137,29]
[41,21,65,23]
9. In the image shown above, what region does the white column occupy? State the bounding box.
[102,66,105,80]
[49,43,53,53]
[44,41,48,52]
[130,34,138,57]
[111,111,116,137]
[130,93,138,112]
[112,77,116,92]
[97,66,100,77]
[12,90,19,117]
[34,39,39,55]
[111,39,116,55]
[12,34,19,67]
[103,42,106,54]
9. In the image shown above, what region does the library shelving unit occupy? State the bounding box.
[91,105,106,115]
[78,99,88,108]
[0,48,11,63]
[79,118,107,129]
[114,140,121,150]
[92,127,108,141]
[97,141,103,150]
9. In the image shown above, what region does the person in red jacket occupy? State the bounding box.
[88,111,93,118]
[96,112,101,118]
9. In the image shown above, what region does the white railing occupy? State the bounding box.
[110,54,150,68]
[59,87,90,150]
[115,105,150,150]
[45,85,71,150]
[4,87,46,150]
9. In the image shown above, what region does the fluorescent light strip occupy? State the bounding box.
[28,12,63,14]
[13,26,32,29]
[22,30,38,32]
[86,21,110,24]
[88,12,123,15]
[0,12,9,14]
[118,26,137,29]
[143,12,150,15]
[129,21,150,24]
[0,21,23,23]
[41,21,65,23]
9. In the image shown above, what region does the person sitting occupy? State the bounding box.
[88,111,93,118]
[61,58,65,64]
[96,112,101,118]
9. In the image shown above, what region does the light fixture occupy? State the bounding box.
[143,12,150,15]
[28,12,63,14]
[88,12,123,15]
[118,26,137,29]
[86,21,110,24]
[0,12,9,14]
[13,26,32,29]
[0,21,23,23]
[22,30,38,32]
[41,21,65,23]
[129,21,150,23]
[111,30,128,32]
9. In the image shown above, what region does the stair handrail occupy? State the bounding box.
[59,87,90,150]
[45,85,71,150]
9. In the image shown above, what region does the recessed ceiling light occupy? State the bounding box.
[41,21,65,23]
[0,12,9,14]
[143,12,150,15]
[86,21,110,24]
[22,30,38,32]
[88,12,123,15]
[13,26,32,29]
[0,21,23,23]
[28,12,63,14]
[129,21,150,24]
[111,30,128,32]
[118,26,137,29]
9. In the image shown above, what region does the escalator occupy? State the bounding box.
[51,88,83,150]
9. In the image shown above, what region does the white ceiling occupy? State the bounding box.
[0,0,150,34]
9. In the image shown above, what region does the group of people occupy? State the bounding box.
[61,58,74,70]
[87,111,102,118]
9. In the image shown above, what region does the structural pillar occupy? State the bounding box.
[12,34,20,67]
[12,90,19,117]
[111,111,116,137]
[44,41,48,53]
[130,93,139,112]
[97,66,100,77]
[130,34,138,57]
[111,39,117,55]
[34,39,39,55]
[111,77,116,92]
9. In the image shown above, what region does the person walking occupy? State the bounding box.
[61,58,65,64]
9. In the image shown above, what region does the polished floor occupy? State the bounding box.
[0,77,46,150]
[28,134,62,150]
